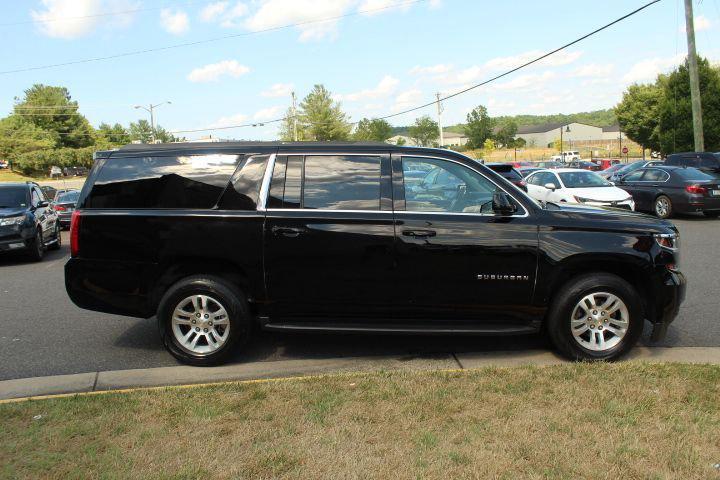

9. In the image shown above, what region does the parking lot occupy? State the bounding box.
[0,215,718,381]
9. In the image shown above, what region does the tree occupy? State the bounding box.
[656,57,720,153]
[482,138,496,157]
[354,118,393,142]
[279,107,306,141]
[464,105,495,149]
[129,120,153,143]
[0,115,55,166]
[13,84,94,148]
[408,116,438,146]
[615,83,663,152]
[494,119,518,147]
[395,137,406,146]
[298,85,351,141]
[97,122,131,146]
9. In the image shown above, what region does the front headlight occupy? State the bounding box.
[0,215,26,226]
[573,196,589,203]
[654,233,679,251]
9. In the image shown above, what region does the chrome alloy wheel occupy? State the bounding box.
[570,292,629,351]
[171,295,230,355]
[655,197,670,217]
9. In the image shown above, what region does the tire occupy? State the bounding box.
[48,224,61,251]
[653,195,673,219]
[157,275,251,366]
[27,230,44,261]
[546,273,643,361]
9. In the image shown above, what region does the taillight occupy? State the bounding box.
[55,205,66,211]
[685,184,707,194]
[70,210,81,257]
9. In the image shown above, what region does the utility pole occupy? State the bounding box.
[134,101,171,143]
[684,0,704,151]
[435,92,444,147]
[291,91,298,141]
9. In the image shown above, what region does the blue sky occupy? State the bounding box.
[1,0,719,140]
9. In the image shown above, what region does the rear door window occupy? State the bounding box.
[303,155,381,210]
[85,154,242,209]
[641,169,669,182]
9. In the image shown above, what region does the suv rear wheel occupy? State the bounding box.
[157,276,251,366]
[547,273,643,361]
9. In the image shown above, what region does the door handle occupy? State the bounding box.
[272,226,306,238]
[402,229,436,238]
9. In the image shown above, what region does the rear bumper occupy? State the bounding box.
[65,258,158,318]
[648,269,686,341]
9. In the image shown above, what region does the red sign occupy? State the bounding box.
[622,146,629,154]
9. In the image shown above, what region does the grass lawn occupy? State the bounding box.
[0,170,34,182]
[1,363,719,479]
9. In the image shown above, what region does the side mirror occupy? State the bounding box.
[544,183,557,191]
[492,192,517,215]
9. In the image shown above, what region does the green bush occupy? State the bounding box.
[13,147,94,176]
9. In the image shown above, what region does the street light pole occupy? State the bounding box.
[134,101,171,143]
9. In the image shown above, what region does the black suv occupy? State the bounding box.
[666,152,720,177]
[0,182,61,260]
[65,142,685,365]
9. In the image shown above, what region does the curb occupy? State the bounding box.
[1,346,719,403]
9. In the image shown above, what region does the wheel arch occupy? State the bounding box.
[150,257,257,315]
[542,254,653,324]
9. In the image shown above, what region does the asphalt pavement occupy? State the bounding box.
[1,216,718,381]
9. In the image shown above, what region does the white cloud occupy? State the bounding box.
[409,64,453,75]
[358,0,412,15]
[485,50,582,70]
[392,88,423,111]
[160,8,189,35]
[491,71,556,91]
[30,0,137,39]
[336,75,399,102]
[261,83,294,97]
[622,54,683,84]
[200,1,228,22]
[218,2,249,28]
[187,60,250,82]
[208,113,248,129]
[679,15,711,32]
[571,63,615,78]
[244,0,354,41]
[253,106,283,121]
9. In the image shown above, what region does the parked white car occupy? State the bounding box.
[525,168,635,210]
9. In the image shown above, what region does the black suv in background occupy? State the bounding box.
[666,152,720,177]
[0,182,61,260]
[65,142,685,365]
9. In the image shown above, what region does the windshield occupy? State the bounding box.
[56,191,80,203]
[559,171,611,188]
[0,187,28,208]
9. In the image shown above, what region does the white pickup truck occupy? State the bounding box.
[550,151,581,162]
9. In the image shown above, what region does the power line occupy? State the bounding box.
[0,0,431,75]
[0,1,209,27]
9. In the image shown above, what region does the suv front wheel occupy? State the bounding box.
[546,273,643,361]
[157,276,251,366]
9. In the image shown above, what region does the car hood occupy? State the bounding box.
[549,203,675,231]
[0,208,27,218]
[564,186,630,201]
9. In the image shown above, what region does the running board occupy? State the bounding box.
[261,320,538,336]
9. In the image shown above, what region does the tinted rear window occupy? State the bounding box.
[85,154,241,209]
[675,168,718,181]
[56,191,80,203]
[303,155,381,210]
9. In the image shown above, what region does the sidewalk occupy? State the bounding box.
[2,346,719,402]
